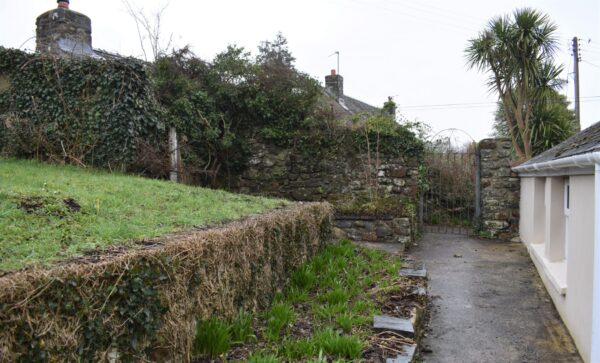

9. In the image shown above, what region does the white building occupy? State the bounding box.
[514,121,600,363]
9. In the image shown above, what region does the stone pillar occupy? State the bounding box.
[479,138,520,241]
[35,1,95,57]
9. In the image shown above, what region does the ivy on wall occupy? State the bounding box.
[0,38,424,183]
[0,47,164,170]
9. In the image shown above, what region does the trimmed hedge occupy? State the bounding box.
[0,202,332,362]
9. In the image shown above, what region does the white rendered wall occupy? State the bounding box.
[520,175,595,362]
[520,178,546,245]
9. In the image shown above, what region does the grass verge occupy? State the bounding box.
[0,158,286,271]
[192,240,414,362]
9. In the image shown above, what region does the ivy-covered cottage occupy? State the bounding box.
[514,121,600,363]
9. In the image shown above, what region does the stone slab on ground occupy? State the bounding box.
[373,315,414,337]
[399,265,427,278]
[411,286,427,296]
[386,344,417,363]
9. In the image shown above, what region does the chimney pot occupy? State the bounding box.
[325,70,343,100]
[37,0,94,57]
[57,0,69,9]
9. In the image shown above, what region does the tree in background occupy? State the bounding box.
[466,8,567,160]
[150,34,322,183]
[492,90,575,156]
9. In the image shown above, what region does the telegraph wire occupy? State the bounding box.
[339,0,480,36]
[398,96,600,111]
[583,60,600,69]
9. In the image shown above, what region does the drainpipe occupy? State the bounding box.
[592,163,600,362]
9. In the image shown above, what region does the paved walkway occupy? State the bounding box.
[409,233,582,363]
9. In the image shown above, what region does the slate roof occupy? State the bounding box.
[323,89,379,119]
[520,120,600,166]
[337,94,379,115]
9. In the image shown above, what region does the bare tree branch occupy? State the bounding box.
[122,0,172,61]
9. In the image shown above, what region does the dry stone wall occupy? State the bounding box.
[334,216,413,246]
[232,140,420,205]
[479,138,520,241]
[228,140,420,247]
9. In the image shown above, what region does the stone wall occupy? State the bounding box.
[334,216,413,251]
[479,138,520,241]
[232,140,420,206]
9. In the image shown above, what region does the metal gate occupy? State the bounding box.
[419,143,481,235]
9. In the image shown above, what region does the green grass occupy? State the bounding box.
[313,327,363,359]
[265,302,296,341]
[0,159,287,271]
[202,240,402,361]
[229,309,256,344]
[186,240,404,361]
[247,353,281,363]
[193,318,231,358]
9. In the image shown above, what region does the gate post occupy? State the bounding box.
[474,146,481,222]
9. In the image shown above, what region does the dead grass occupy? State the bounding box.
[0,202,333,362]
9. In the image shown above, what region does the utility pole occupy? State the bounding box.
[572,37,581,132]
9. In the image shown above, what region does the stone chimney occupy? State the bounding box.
[325,69,344,100]
[36,0,95,57]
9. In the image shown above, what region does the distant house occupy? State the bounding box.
[513,121,600,363]
[322,69,379,121]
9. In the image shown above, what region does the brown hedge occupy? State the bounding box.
[0,202,333,362]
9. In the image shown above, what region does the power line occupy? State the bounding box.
[339,0,480,36]
[396,0,487,24]
[398,96,600,111]
[583,60,600,69]
[380,0,485,29]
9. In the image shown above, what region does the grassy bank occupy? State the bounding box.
[191,240,419,362]
[0,159,286,271]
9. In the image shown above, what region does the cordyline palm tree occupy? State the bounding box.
[466,8,560,160]
[493,91,576,155]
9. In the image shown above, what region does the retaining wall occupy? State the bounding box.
[232,140,419,206]
[333,216,414,251]
[0,202,332,362]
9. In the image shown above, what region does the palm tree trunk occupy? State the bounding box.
[501,91,526,159]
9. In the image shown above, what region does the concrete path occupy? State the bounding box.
[409,233,582,363]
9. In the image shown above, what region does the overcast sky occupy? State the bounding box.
[1,0,598,143]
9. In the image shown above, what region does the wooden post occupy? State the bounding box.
[169,127,179,182]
